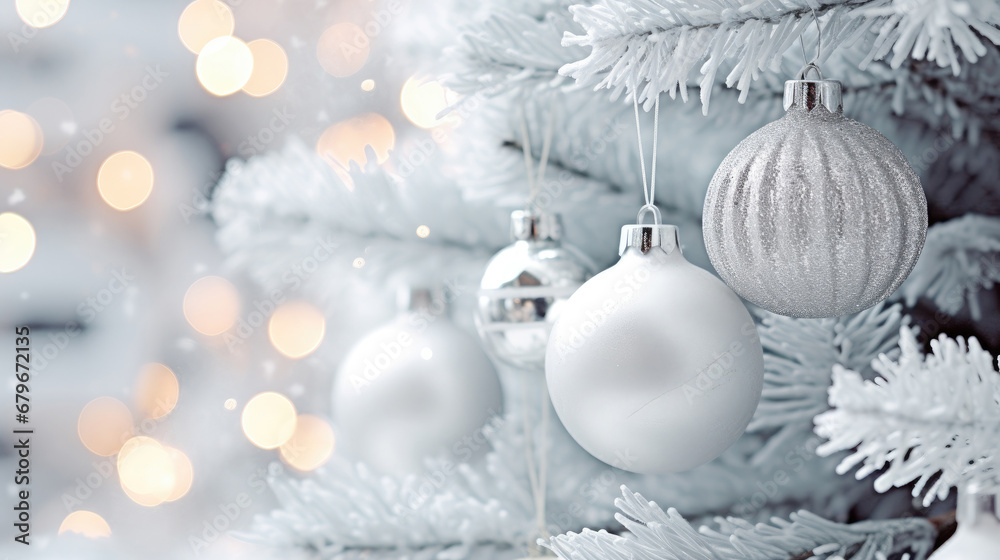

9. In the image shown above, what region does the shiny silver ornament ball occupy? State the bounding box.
[703,78,928,318]
[476,210,595,369]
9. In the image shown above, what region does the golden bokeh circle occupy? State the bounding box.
[0,213,37,274]
[316,23,370,78]
[135,363,179,419]
[78,397,133,457]
[316,113,395,170]
[241,392,297,449]
[58,511,111,538]
[243,39,288,97]
[268,301,326,359]
[182,276,241,336]
[16,0,70,29]
[196,36,254,96]
[0,110,43,170]
[279,414,335,471]
[178,0,235,54]
[97,151,154,211]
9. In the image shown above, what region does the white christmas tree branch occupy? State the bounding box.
[561,0,1000,113]
[748,304,905,450]
[815,327,1000,506]
[898,214,1000,320]
[542,486,936,560]
[446,7,590,95]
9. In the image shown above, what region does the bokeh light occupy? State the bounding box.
[0,213,37,274]
[352,257,365,268]
[241,392,297,449]
[16,0,70,29]
[135,363,179,419]
[97,151,154,211]
[316,113,395,170]
[224,398,237,410]
[416,225,430,238]
[58,511,111,538]
[279,414,335,471]
[400,77,457,129]
[182,276,241,336]
[119,441,174,497]
[78,397,133,457]
[268,301,326,359]
[163,447,194,501]
[242,39,288,97]
[196,36,254,96]
[317,23,370,77]
[361,79,375,92]
[178,0,235,54]
[117,438,191,506]
[0,110,43,169]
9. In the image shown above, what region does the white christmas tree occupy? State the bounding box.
[201,0,1000,558]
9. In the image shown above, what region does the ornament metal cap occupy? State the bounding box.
[510,209,562,242]
[619,224,679,256]
[783,65,843,114]
[397,286,447,313]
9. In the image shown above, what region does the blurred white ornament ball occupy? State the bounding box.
[332,288,503,475]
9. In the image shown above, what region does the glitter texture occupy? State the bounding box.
[703,82,928,318]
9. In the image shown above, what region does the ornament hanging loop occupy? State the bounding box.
[632,92,661,221]
[795,62,824,81]
[636,204,661,226]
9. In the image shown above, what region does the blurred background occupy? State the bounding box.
[0,1,473,557]
[2,0,999,559]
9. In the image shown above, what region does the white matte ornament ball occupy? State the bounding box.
[703,77,927,318]
[332,293,503,475]
[928,489,1000,560]
[545,224,764,474]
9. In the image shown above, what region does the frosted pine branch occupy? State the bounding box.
[899,214,1000,320]
[446,7,590,95]
[748,304,905,452]
[815,327,1000,506]
[561,0,1000,113]
[542,486,936,560]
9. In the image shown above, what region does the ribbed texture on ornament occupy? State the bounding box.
[704,106,928,318]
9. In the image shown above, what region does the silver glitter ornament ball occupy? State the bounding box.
[703,77,928,318]
[476,210,595,370]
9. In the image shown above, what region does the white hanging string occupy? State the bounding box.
[632,92,662,225]
[519,104,536,200]
[516,96,557,557]
[796,8,824,79]
[521,98,558,210]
